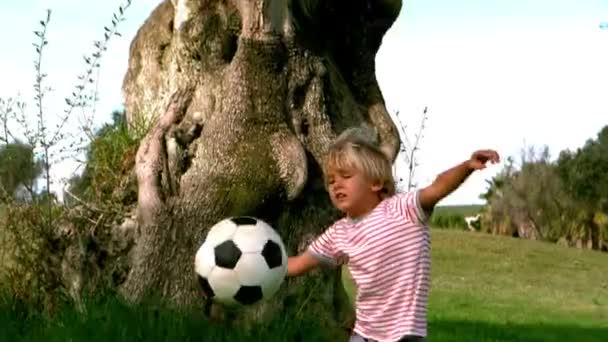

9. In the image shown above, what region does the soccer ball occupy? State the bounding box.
[194,216,288,306]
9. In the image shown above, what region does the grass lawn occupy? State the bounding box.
[0,293,338,342]
[343,229,608,341]
[1,228,606,341]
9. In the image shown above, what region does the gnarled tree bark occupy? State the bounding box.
[120,0,402,329]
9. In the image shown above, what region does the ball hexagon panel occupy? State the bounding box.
[214,240,241,269]
[197,275,215,298]
[262,265,287,298]
[207,267,240,305]
[260,261,286,299]
[232,224,270,253]
[234,285,264,305]
[204,219,238,248]
[261,223,284,245]
[234,253,269,286]
[194,242,215,277]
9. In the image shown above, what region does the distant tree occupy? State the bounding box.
[481,146,571,241]
[555,125,608,249]
[0,142,43,202]
[556,126,608,210]
[480,127,608,251]
[0,2,130,205]
[479,156,514,202]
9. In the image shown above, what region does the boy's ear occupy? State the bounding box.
[370,180,384,192]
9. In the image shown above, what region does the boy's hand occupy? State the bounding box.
[467,149,500,171]
[420,148,500,213]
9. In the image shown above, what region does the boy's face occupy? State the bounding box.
[326,166,383,218]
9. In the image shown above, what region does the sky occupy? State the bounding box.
[0,0,607,205]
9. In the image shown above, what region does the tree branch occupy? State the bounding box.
[236,0,291,39]
[135,88,193,226]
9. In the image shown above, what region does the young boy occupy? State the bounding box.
[287,128,500,342]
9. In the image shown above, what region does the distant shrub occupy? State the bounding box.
[66,110,141,208]
[0,2,137,314]
[0,202,69,315]
[480,131,608,252]
[430,212,468,230]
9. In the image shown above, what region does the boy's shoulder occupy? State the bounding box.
[383,189,429,224]
[329,216,351,229]
[383,190,417,207]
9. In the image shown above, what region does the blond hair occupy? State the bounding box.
[322,127,396,196]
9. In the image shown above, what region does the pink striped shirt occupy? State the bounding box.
[309,190,430,342]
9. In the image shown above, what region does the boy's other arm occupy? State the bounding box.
[287,251,321,277]
[419,149,500,213]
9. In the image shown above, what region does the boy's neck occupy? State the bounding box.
[346,196,382,221]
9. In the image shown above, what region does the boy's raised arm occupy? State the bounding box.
[419,149,500,213]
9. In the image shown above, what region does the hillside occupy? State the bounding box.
[343,229,608,342]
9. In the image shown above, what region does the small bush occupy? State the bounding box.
[67,111,141,208]
[0,202,69,315]
[430,212,468,230]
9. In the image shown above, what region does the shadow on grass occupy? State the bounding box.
[429,319,608,342]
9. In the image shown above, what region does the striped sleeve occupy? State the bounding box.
[308,223,344,266]
[390,190,429,225]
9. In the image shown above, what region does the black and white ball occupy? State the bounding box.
[194,216,287,306]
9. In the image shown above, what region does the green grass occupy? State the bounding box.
[0,293,338,342]
[2,229,606,341]
[343,229,608,341]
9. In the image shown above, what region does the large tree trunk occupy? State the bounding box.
[119,0,401,327]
